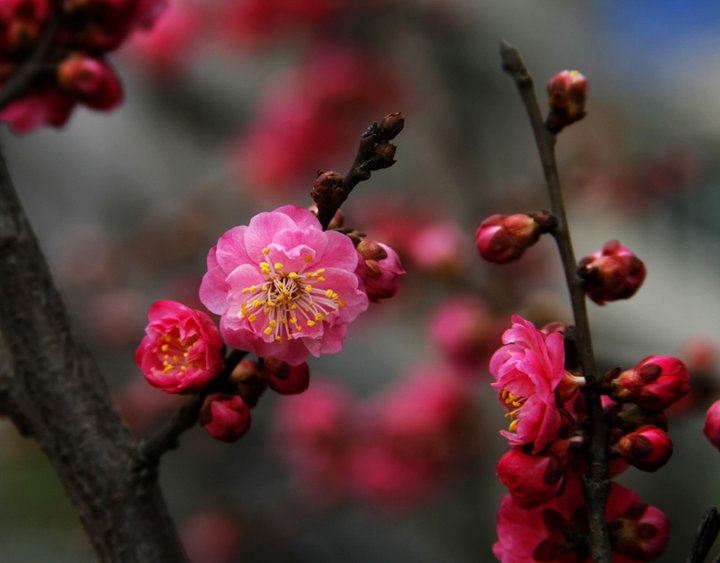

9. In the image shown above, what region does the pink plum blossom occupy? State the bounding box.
[200,205,368,365]
[135,300,224,393]
[490,314,569,453]
[201,393,252,443]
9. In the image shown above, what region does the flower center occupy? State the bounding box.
[501,389,527,432]
[157,330,201,376]
[238,248,346,345]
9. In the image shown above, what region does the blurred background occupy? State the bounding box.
[3,0,720,560]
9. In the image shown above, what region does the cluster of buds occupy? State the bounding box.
[490,316,680,560]
[0,0,166,132]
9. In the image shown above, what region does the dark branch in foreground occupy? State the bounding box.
[687,508,720,563]
[0,146,186,561]
[500,40,611,563]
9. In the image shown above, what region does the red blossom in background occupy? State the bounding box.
[703,399,720,450]
[135,300,224,394]
[199,205,369,365]
[232,46,401,195]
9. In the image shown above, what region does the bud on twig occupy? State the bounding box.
[546,70,588,133]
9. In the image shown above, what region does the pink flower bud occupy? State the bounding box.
[609,356,690,410]
[496,440,573,509]
[201,393,251,443]
[616,425,673,472]
[135,300,224,394]
[703,399,720,450]
[475,213,550,263]
[546,70,588,132]
[57,54,123,110]
[609,500,671,561]
[261,356,310,395]
[578,240,646,305]
[356,239,405,302]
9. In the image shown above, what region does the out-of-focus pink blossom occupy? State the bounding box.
[407,221,466,274]
[0,87,74,134]
[0,0,50,57]
[125,2,199,78]
[114,376,179,434]
[135,300,224,394]
[616,425,673,472]
[355,239,405,302]
[232,46,400,194]
[428,295,502,374]
[609,356,690,411]
[577,240,646,306]
[201,393,252,443]
[703,399,720,450]
[496,440,573,509]
[199,205,368,365]
[490,315,569,453]
[180,510,241,563]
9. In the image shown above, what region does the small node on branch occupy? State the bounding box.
[311,170,349,228]
[377,112,405,140]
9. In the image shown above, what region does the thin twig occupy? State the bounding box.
[138,349,248,467]
[687,508,720,563]
[500,40,611,563]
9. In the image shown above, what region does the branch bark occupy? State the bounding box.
[500,40,611,562]
[0,146,186,561]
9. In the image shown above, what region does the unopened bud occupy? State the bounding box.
[609,356,690,410]
[703,399,720,450]
[609,501,671,561]
[546,70,588,133]
[616,425,673,472]
[475,212,552,263]
[201,393,252,443]
[578,240,646,306]
[377,112,405,140]
[261,357,310,395]
[311,171,347,221]
[355,239,405,302]
[57,54,123,110]
[371,141,397,169]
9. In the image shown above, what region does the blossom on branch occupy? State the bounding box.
[201,393,252,443]
[199,205,368,365]
[135,300,225,394]
[490,315,573,453]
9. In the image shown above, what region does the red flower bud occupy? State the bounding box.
[201,393,252,443]
[609,500,671,561]
[356,238,405,302]
[703,399,720,450]
[546,70,588,132]
[609,356,690,410]
[261,356,310,395]
[57,54,123,110]
[578,240,646,305]
[616,425,673,472]
[496,440,573,509]
[475,213,549,263]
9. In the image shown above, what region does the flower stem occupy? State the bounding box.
[500,40,611,562]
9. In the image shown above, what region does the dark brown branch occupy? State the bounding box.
[500,40,611,563]
[312,112,404,230]
[687,508,720,563]
[0,147,186,561]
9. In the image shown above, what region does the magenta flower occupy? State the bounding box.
[199,205,368,365]
[201,393,252,443]
[135,300,224,394]
[490,314,568,453]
